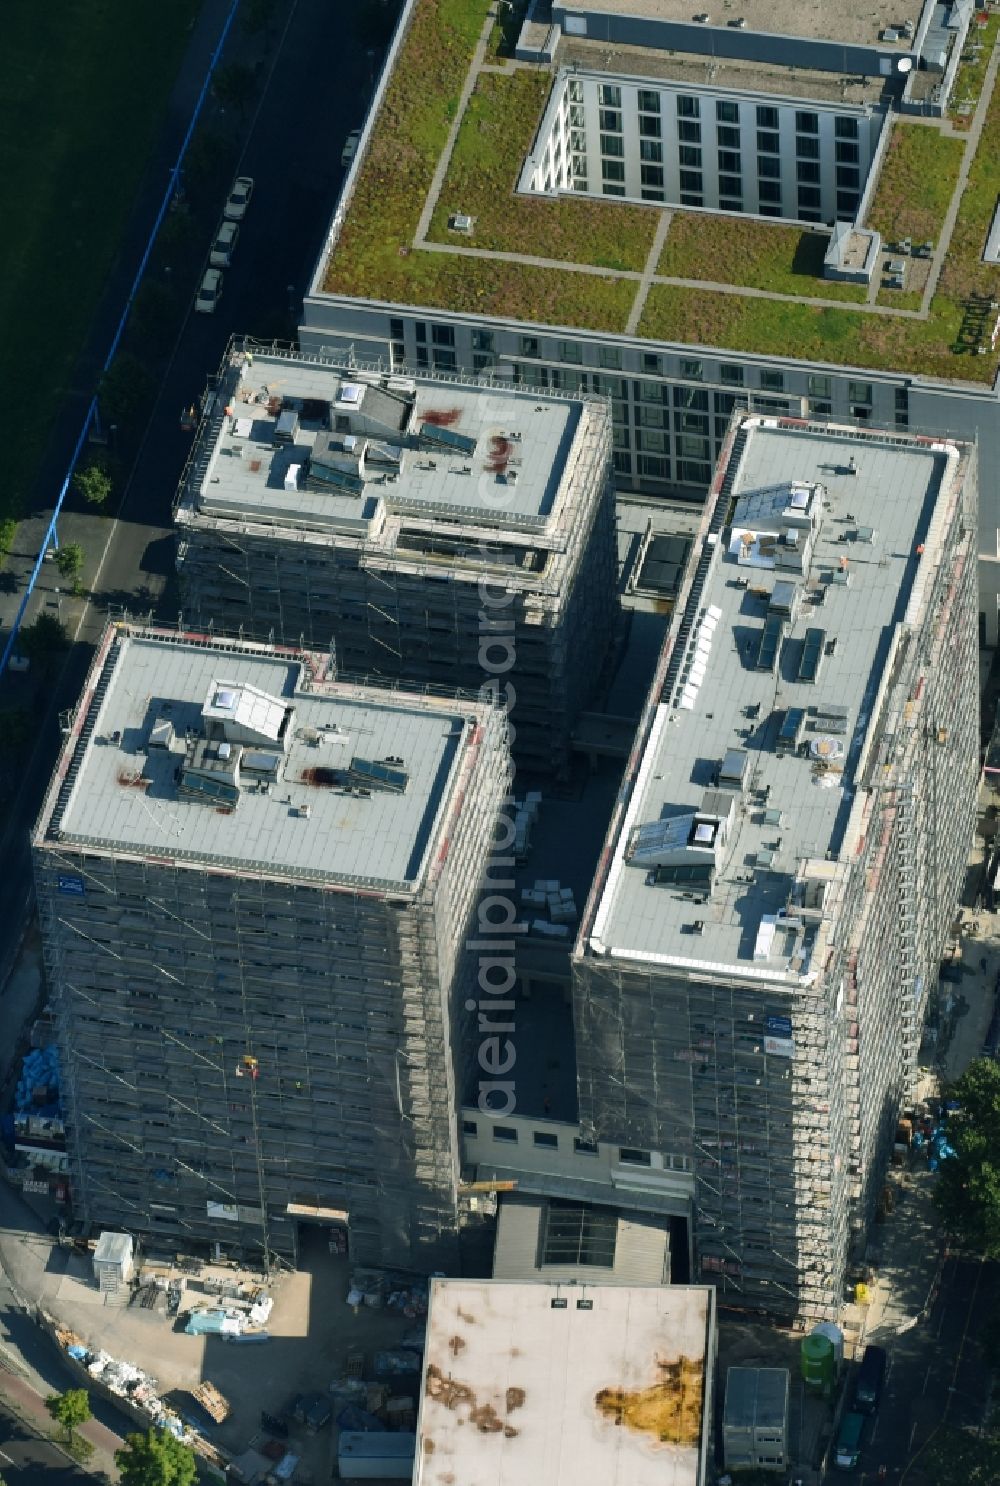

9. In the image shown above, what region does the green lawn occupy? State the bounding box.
[0,0,202,525]
[637,282,969,379]
[657,215,866,303]
[866,121,965,246]
[427,70,656,272]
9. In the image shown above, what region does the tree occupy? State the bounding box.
[116,1429,198,1486]
[19,613,69,668]
[99,353,155,432]
[129,280,178,356]
[45,1388,91,1443]
[242,0,278,39]
[933,1058,1000,1255]
[212,61,257,119]
[56,542,85,592]
[73,462,112,510]
[182,128,230,207]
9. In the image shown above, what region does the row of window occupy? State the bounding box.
[462,1117,659,1165]
[390,319,900,418]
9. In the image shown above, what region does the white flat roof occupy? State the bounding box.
[37,631,484,893]
[558,0,924,50]
[587,417,965,975]
[191,355,578,534]
[415,1280,712,1486]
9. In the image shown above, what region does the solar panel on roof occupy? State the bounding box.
[797,628,826,684]
[649,862,715,889]
[776,707,806,755]
[754,614,784,672]
[306,463,366,496]
[418,422,478,455]
[349,756,409,793]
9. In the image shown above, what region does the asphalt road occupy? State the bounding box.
[0,1399,89,1486]
[0,0,375,993]
[840,1256,998,1483]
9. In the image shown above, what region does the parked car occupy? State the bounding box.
[833,1411,865,1471]
[195,268,223,314]
[853,1343,888,1414]
[223,175,254,221]
[210,220,239,267]
[341,129,362,167]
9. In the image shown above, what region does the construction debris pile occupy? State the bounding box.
[345,1268,429,1317]
[57,1328,192,1442]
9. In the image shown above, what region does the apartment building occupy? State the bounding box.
[32,624,509,1270]
[571,414,978,1319]
[175,346,615,773]
[299,0,1000,635]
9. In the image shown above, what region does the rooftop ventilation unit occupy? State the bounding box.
[149,717,175,750]
[273,409,300,444]
[718,748,750,790]
[769,580,798,619]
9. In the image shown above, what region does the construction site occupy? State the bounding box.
[572,413,980,1320]
[30,622,510,1272]
[174,343,616,773]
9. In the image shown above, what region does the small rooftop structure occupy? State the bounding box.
[92,1231,135,1291]
[824,223,881,285]
[414,1278,715,1486]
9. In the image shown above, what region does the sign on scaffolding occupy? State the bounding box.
[764,1014,794,1058]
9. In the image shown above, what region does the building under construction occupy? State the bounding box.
[32,623,510,1270]
[572,414,978,1320]
[174,346,616,773]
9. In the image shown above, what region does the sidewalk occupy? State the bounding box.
[0,1175,128,1479]
[0,1367,123,1479]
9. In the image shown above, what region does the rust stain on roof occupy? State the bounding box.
[425,1364,524,1440]
[594,1355,703,1446]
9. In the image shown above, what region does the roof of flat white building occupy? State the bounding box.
[556,0,926,50]
[183,353,583,536]
[584,416,967,979]
[414,1279,713,1486]
[35,628,491,894]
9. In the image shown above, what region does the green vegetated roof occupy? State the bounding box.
[322,0,1000,383]
[656,215,867,303]
[866,120,964,246]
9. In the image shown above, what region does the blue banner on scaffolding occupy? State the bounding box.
[57,875,85,896]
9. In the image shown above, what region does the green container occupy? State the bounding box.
[801,1331,835,1394]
